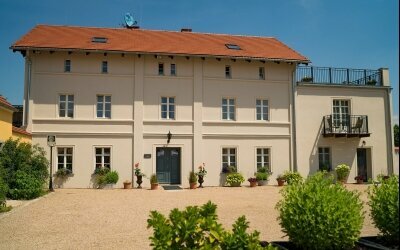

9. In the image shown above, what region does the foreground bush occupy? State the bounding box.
[0,139,48,199]
[0,176,8,208]
[147,201,275,249]
[368,175,399,245]
[276,172,364,249]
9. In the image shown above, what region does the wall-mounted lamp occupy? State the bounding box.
[167,131,172,144]
[362,140,366,147]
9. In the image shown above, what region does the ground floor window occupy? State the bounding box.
[57,147,73,171]
[318,147,331,171]
[222,148,236,169]
[256,148,270,171]
[95,147,111,169]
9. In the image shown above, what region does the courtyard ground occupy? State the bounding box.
[0,185,378,249]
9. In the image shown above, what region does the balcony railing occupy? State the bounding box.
[323,115,370,138]
[297,66,382,86]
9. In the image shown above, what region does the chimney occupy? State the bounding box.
[180,28,192,32]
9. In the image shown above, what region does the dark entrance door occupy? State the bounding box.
[156,147,181,184]
[357,148,368,181]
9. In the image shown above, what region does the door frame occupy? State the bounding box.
[152,144,183,185]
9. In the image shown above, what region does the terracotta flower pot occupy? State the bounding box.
[151,183,158,190]
[356,179,363,184]
[249,181,257,187]
[277,179,285,186]
[190,182,197,189]
[123,182,131,189]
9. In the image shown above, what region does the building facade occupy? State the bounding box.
[10,25,395,188]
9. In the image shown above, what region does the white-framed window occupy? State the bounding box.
[318,147,331,171]
[59,94,74,118]
[97,95,111,118]
[222,148,236,168]
[161,97,175,119]
[158,63,164,75]
[222,98,235,120]
[225,65,231,78]
[64,60,71,72]
[171,63,176,76]
[332,99,350,131]
[95,147,111,169]
[259,67,265,80]
[256,148,270,170]
[102,61,108,73]
[57,147,73,172]
[256,99,269,121]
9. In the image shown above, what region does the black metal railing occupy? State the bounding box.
[297,66,382,86]
[323,115,370,137]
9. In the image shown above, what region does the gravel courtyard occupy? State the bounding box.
[0,185,378,249]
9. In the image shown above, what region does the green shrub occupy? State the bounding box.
[256,172,269,181]
[150,174,158,184]
[8,170,44,200]
[335,163,350,182]
[188,171,197,183]
[368,175,399,245]
[282,171,303,185]
[276,172,364,249]
[147,201,275,249]
[104,171,119,184]
[0,139,48,199]
[0,176,8,208]
[226,173,245,186]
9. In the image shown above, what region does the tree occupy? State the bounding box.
[394,124,399,147]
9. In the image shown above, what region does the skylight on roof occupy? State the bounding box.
[92,37,108,43]
[225,44,241,50]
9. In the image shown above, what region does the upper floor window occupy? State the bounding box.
[222,98,235,120]
[259,67,265,80]
[256,99,269,121]
[59,94,74,118]
[161,97,175,119]
[256,148,270,170]
[318,147,331,171]
[102,61,108,73]
[158,63,164,75]
[57,147,73,172]
[97,95,111,118]
[64,60,71,72]
[95,147,111,170]
[171,64,176,76]
[225,65,231,78]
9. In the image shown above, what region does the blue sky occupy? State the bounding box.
[0,0,398,123]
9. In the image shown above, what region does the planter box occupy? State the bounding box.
[257,180,269,186]
[356,237,397,250]
[103,184,114,189]
[229,182,241,187]
[123,182,132,189]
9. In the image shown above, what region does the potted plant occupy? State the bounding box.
[366,79,377,86]
[255,167,272,186]
[248,177,257,187]
[123,180,132,189]
[55,168,72,178]
[354,175,364,184]
[134,162,146,189]
[282,171,303,185]
[222,165,237,174]
[276,174,286,186]
[226,173,245,187]
[150,174,158,190]
[189,171,197,189]
[93,167,110,188]
[301,76,313,82]
[102,170,119,189]
[335,164,350,184]
[195,163,207,188]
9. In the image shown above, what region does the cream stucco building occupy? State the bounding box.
[10,25,395,188]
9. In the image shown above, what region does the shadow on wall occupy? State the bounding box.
[219,173,227,186]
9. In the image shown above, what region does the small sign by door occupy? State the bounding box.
[47,135,56,147]
[144,154,151,159]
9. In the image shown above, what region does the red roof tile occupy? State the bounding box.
[0,95,17,112]
[11,25,309,62]
[12,126,31,137]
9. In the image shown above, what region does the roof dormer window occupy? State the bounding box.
[225,44,241,50]
[92,37,108,43]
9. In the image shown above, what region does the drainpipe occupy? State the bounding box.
[291,67,298,172]
[23,54,32,128]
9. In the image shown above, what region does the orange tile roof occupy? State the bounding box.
[12,126,32,137]
[0,95,17,112]
[11,25,309,62]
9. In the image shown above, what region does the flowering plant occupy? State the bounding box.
[248,177,257,182]
[335,164,350,181]
[134,163,146,177]
[354,175,364,181]
[195,163,207,177]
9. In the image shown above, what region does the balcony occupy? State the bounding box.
[297,66,382,86]
[322,115,370,138]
